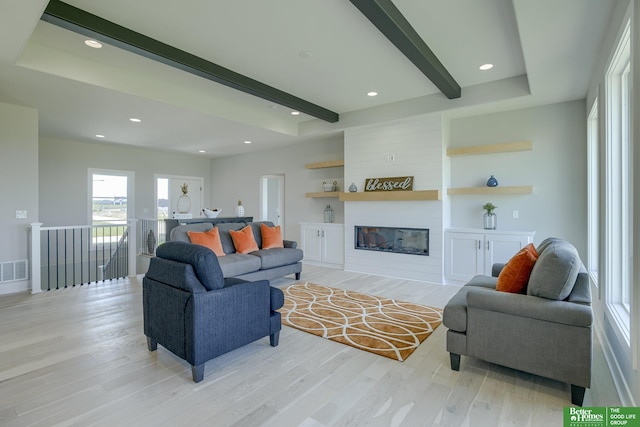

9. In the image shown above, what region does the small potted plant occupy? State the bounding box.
[483,202,497,229]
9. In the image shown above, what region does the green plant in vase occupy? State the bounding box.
[483,202,497,229]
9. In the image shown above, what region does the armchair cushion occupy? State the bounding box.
[156,241,224,290]
[527,240,581,300]
[467,288,593,327]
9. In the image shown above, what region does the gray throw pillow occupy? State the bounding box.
[527,241,581,300]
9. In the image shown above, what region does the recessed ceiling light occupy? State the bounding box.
[129,118,141,123]
[244,140,252,144]
[198,150,206,153]
[291,111,300,116]
[367,91,378,97]
[95,134,105,138]
[479,63,494,71]
[84,39,102,49]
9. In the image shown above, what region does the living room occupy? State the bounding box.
[0,0,639,424]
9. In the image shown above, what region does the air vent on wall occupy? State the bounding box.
[1,260,28,283]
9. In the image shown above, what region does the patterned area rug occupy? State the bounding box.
[279,282,443,362]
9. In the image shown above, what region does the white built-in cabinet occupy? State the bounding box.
[444,228,535,284]
[300,223,344,268]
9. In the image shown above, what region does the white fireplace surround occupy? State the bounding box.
[343,114,445,283]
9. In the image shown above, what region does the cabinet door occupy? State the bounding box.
[321,225,344,266]
[445,232,484,283]
[300,225,322,262]
[484,234,532,274]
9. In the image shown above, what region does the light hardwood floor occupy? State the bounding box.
[0,265,620,427]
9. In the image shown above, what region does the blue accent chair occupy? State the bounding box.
[143,241,284,382]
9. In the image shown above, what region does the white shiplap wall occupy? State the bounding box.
[343,114,444,283]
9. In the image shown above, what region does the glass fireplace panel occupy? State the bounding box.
[355,226,429,256]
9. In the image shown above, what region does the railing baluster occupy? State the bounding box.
[55,229,59,290]
[80,228,84,285]
[47,230,51,291]
[64,229,68,288]
[72,229,75,287]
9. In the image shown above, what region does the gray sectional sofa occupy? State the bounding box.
[169,221,302,282]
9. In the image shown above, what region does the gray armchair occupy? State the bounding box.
[443,238,592,406]
[143,241,284,382]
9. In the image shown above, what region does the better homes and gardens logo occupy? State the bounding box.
[564,407,640,427]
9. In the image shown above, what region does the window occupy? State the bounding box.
[587,99,599,286]
[604,19,631,341]
[89,169,134,245]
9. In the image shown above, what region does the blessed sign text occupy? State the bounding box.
[364,176,414,192]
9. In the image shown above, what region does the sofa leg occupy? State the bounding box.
[295,272,300,280]
[146,337,157,351]
[192,364,204,383]
[571,384,586,406]
[450,353,460,371]
[270,331,280,347]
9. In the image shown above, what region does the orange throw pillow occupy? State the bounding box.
[261,223,284,249]
[187,228,225,257]
[229,225,259,254]
[496,243,539,293]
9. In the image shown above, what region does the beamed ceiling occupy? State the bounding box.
[0,0,615,157]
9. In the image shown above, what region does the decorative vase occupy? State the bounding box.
[349,182,357,192]
[483,212,497,230]
[177,183,191,213]
[486,175,498,187]
[147,229,156,255]
[235,200,245,217]
[324,204,334,223]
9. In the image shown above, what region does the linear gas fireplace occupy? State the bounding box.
[355,226,429,256]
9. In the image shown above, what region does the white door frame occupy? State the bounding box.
[260,174,285,227]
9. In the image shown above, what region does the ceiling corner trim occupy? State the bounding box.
[40,0,339,123]
[349,0,461,99]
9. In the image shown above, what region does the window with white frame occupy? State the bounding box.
[89,169,134,245]
[587,99,599,286]
[605,19,631,341]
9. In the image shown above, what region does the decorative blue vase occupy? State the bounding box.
[486,175,498,187]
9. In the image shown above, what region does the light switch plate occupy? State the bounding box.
[16,210,27,219]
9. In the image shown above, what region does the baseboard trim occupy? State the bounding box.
[594,319,636,406]
[0,279,30,296]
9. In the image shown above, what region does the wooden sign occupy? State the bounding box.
[364,176,414,192]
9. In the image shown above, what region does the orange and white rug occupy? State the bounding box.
[279,282,443,362]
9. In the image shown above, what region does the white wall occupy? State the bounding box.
[447,100,587,257]
[209,135,344,243]
[39,137,212,226]
[344,114,444,283]
[0,102,38,294]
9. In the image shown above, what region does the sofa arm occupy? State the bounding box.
[466,288,592,327]
[284,240,297,249]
